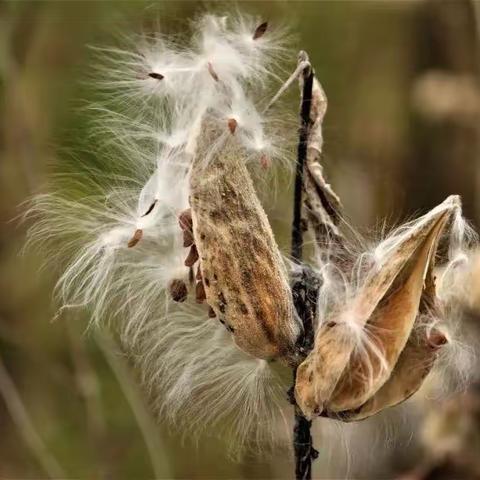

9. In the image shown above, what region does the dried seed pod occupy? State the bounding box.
[127,228,143,248]
[337,326,447,422]
[295,196,459,418]
[207,62,219,82]
[189,136,300,361]
[168,279,188,303]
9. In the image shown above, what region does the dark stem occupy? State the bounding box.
[291,67,314,261]
[291,64,317,480]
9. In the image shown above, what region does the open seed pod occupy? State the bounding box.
[295,195,460,419]
[188,130,300,362]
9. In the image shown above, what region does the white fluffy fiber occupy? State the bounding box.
[27,11,297,454]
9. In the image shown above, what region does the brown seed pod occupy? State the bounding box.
[189,135,300,361]
[295,196,458,418]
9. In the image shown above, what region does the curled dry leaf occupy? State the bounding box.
[189,133,300,361]
[295,196,459,419]
[299,53,343,248]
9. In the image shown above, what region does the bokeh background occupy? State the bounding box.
[2,0,480,478]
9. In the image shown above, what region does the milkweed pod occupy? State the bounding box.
[189,133,300,362]
[335,325,447,422]
[295,195,460,419]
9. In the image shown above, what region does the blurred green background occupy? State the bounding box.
[1,1,480,478]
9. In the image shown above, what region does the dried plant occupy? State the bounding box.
[25,10,478,478]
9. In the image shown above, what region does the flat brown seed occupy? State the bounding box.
[428,330,448,349]
[184,244,199,267]
[148,72,164,80]
[183,229,194,248]
[260,153,270,169]
[141,200,157,217]
[227,118,237,134]
[168,279,188,302]
[127,229,143,248]
[208,306,216,318]
[178,209,192,231]
[207,62,219,82]
[196,281,206,303]
[253,22,268,40]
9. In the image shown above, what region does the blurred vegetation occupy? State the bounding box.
[1,1,480,478]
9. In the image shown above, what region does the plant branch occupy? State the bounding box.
[291,51,318,480]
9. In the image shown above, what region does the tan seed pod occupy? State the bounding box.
[189,136,300,361]
[336,325,447,422]
[295,196,459,418]
[335,267,447,422]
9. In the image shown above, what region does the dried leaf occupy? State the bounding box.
[300,63,343,248]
